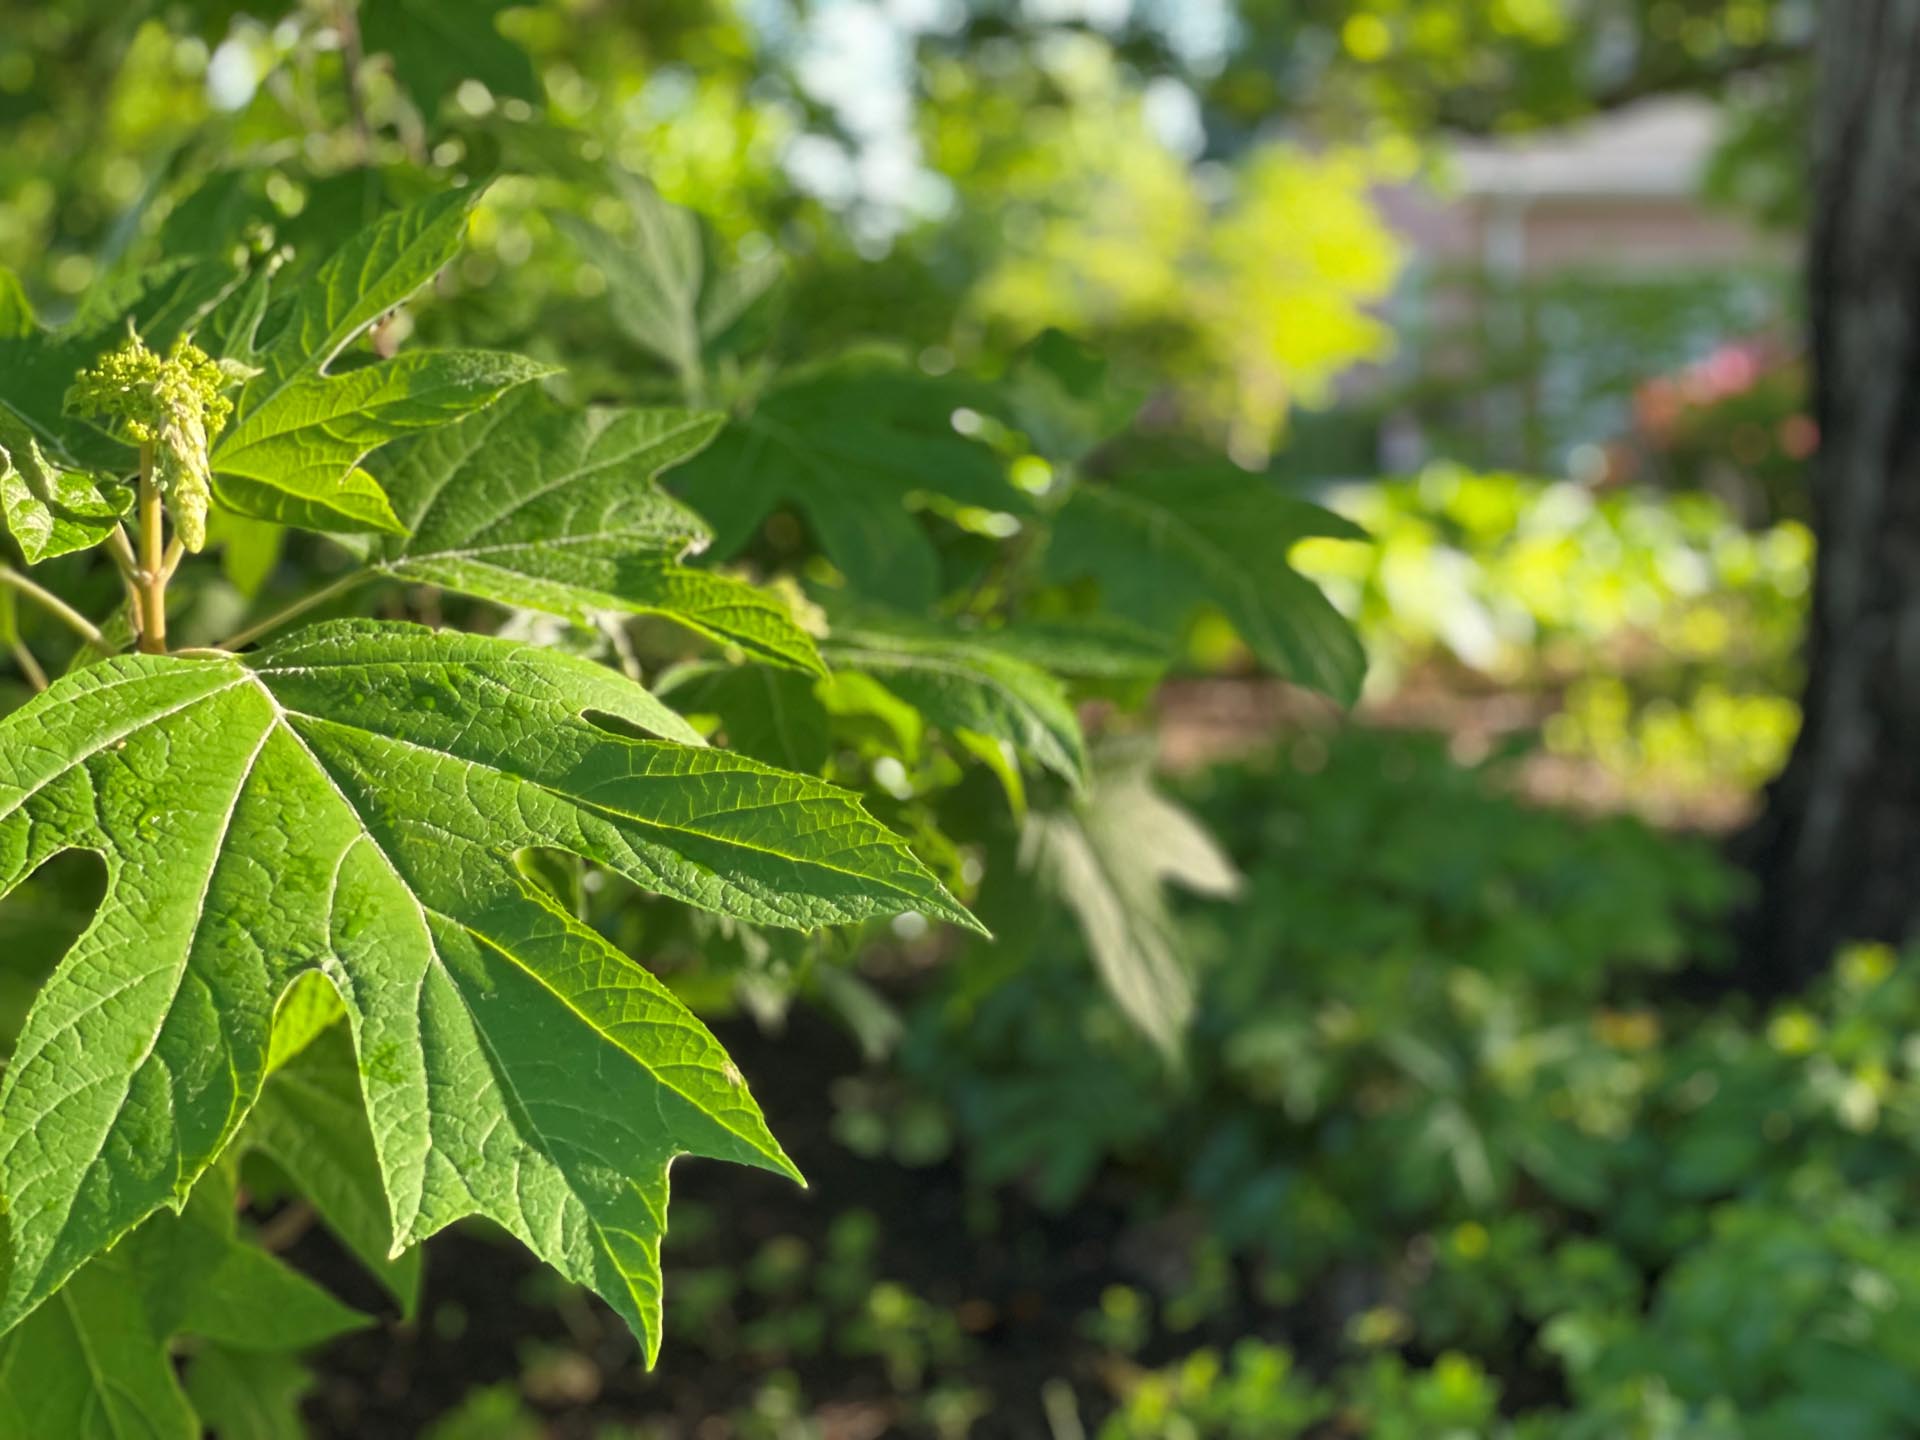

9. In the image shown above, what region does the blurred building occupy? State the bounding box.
[1351,98,1797,482]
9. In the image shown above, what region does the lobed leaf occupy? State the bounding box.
[556,172,782,388]
[372,389,823,674]
[211,187,554,535]
[0,620,975,1359]
[1022,754,1242,1059]
[675,353,1014,611]
[1047,467,1369,704]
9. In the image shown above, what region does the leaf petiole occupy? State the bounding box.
[0,563,107,649]
[217,571,371,651]
[9,639,46,692]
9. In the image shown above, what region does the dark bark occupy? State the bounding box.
[1741,1,1920,989]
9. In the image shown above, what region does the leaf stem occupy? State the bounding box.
[136,443,168,654]
[218,571,369,651]
[106,524,144,633]
[10,640,47,692]
[0,564,107,648]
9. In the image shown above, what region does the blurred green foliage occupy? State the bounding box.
[836,733,1920,1436]
[1298,464,1809,814]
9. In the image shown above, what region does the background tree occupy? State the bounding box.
[1740,9,1920,986]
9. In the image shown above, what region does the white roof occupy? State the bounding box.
[1448,97,1723,201]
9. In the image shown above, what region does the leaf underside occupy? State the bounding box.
[1048,467,1368,705]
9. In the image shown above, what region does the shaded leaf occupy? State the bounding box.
[184,1346,315,1440]
[0,1163,364,1440]
[1022,753,1240,1057]
[360,0,540,119]
[242,1022,422,1313]
[659,661,832,772]
[822,614,1087,789]
[557,173,782,387]
[675,353,1013,610]
[1047,467,1368,703]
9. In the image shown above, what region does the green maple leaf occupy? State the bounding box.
[210,186,554,535]
[675,353,1015,611]
[1021,752,1241,1058]
[0,1160,364,1440]
[1046,466,1369,704]
[556,172,783,392]
[371,388,823,674]
[360,0,541,119]
[0,620,976,1359]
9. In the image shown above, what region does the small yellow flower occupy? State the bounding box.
[65,331,240,552]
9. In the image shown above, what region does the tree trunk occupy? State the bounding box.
[1742,2,1920,989]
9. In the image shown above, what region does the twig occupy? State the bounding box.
[104,523,144,634]
[255,1201,315,1254]
[217,571,370,651]
[10,641,47,692]
[0,564,107,648]
[599,613,643,682]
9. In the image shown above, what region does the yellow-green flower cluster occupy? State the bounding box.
[65,332,237,552]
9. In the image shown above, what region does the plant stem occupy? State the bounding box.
[218,571,370,651]
[10,640,47,692]
[106,524,145,634]
[136,443,168,654]
[0,564,107,648]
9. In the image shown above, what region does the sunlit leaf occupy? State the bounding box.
[0,412,129,564]
[372,389,823,674]
[211,188,554,535]
[0,620,976,1358]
